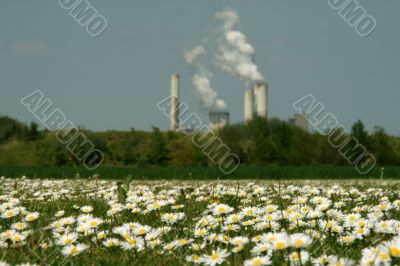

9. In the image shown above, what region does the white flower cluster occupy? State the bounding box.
[0,178,400,265]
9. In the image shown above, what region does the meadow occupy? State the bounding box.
[1,177,400,265]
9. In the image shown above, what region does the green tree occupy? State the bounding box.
[370,127,398,165]
[351,120,369,147]
[0,115,27,143]
[166,135,197,167]
[26,121,40,141]
[146,126,167,165]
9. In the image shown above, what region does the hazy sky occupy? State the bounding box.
[1,1,399,134]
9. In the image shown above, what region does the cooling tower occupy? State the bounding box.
[170,74,179,131]
[255,83,268,118]
[244,88,254,122]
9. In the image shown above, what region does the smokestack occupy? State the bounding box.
[170,74,179,131]
[244,88,254,122]
[255,83,268,119]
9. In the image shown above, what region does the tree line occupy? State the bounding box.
[0,115,399,168]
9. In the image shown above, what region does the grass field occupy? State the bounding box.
[1,177,400,265]
[0,165,399,179]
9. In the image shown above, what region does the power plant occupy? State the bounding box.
[168,74,268,131]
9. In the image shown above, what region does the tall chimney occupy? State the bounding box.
[244,88,254,122]
[255,83,268,119]
[170,74,179,131]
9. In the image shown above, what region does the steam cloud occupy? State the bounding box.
[184,45,227,110]
[214,8,264,83]
[183,45,205,64]
[183,8,263,111]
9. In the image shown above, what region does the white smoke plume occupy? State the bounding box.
[214,8,264,83]
[184,45,205,64]
[184,45,226,110]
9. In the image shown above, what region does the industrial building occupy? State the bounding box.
[168,74,268,131]
[208,112,230,131]
[288,114,309,132]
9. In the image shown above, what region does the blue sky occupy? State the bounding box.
[1,1,399,134]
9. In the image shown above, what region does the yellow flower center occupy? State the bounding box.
[90,221,98,227]
[252,259,262,265]
[294,239,303,247]
[379,253,389,260]
[70,247,77,254]
[17,223,25,228]
[275,241,285,249]
[390,248,400,257]
[210,254,219,260]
